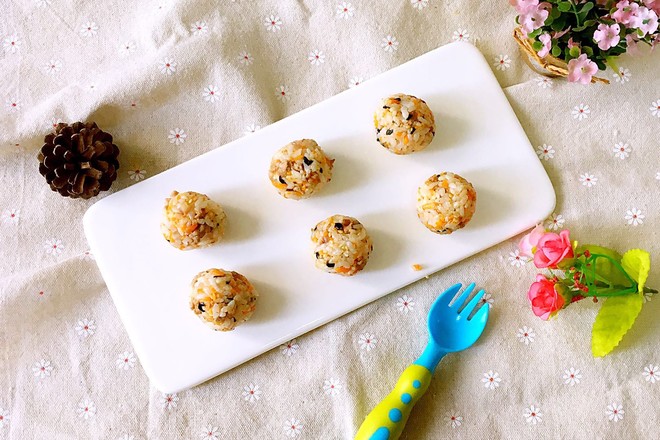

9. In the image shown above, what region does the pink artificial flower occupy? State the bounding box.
[593,23,621,50]
[613,0,640,25]
[519,224,545,258]
[567,37,578,49]
[509,0,540,13]
[626,33,641,54]
[534,230,575,268]
[528,274,564,320]
[552,27,571,39]
[636,7,659,35]
[567,54,598,84]
[644,0,660,15]
[520,2,551,35]
[538,33,552,57]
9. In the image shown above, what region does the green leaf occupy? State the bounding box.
[592,294,643,357]
[569,46,581,57]
[528,28,543,39]
[577,245,625,284]
[551,15,567,31]
[621,249,651,293]
[579,2,594,18]
[558,1,572,12]
[551,6,562,19]
[583,46,594,57]
[552,45,562,57]
[532,41,544,51]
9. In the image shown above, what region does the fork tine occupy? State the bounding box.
[450,282,475,310]
[460,289,485,316]
[468,301,489,323]
[432,283,462,308]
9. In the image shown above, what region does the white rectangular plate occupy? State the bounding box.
[84,42,555,393]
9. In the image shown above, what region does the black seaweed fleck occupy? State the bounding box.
[198,302,206,312]
[385,129,394,135]
[406,113,412,120]
[383,105,390,109]
[315,252,320,258]
[226,280,231,284]
[278,176,286,184]
[410,127,416,134]
[319,168,323,173]
[334,222,343,230]
[303,156,313,166]
[393,97,401,102]
[326,262,335,268]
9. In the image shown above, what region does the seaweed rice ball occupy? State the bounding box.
[417,172,477,234]
[161,190,227,250]
[311,214,373,276]
[374,93,435,155]
[269,139,335,200]
[189,269,258,331]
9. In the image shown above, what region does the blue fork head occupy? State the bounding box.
[427,283,490,353]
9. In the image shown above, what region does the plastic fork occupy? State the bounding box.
[354,283,489,440]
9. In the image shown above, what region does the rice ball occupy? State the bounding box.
[417,172,477,234]
[161,190,227,250]
[311,215,373,276]
[189,269,258,331]
[374,93,435,155]
[269,139,335,200]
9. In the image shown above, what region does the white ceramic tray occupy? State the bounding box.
[84,42,555,393]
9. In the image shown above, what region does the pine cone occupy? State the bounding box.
[38,122,120,199]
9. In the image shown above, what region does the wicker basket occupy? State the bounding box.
[513,27,609,84]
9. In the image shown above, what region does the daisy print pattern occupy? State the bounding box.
[0,408,8,428]
[77,399,96,420]
[612,142,631,159]
[3,35,21,54]
[118,41,136,57]
[79,22,99,37]
[625,208,644,226]
[508,249,529,267]
[82,250,94,261]
[35,0,52,7]
[358,333,377,351]
[44,59,62,75]
[535,77,553,88]
[452,29,470,42]
[650,99,660,117]
[238,51,254,66]
[348,77,363,88]
[75,319,96,337]
[572,104,590,120]
[280,339,299,356]
[579,173,597,187]
[128,168,146,181]
[49,117,63,130]
[44,238,64,256]
[190,21,208,36]
[545,213,565,231]
[480,292,494,308]
[494,54,511,71]
[381,35,399,52]
[275,85,289,101]
[203,85,220,103]
[336,2,355,19]
[563,367,582,386]
[643,364,658,383]
[283,419,303,437]
[606,403,624,422]
[168,128,187,145]
[614,67,631,84]
[160,393,179,410]
[158,58,177,75]
[264,15,282,32]
[7,98,20,112]
[308,49,325,66]
[516,326,535,345]
[523,405,542,424]
[536,143,555,160]
[242,384,262,402]
[116,351,136,370]
[396,295,415,313]
[482,371,501,389]
[1,208,20,225]
[200,426,219,440]
[243,124,261,135]
[411,0,429,10]
[445,412,462,429]
[32,359,53,379]
[323,378,342,396]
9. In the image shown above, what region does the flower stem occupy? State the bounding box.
[571,0,582,28]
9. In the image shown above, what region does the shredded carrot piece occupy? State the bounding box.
[412,264,423,271]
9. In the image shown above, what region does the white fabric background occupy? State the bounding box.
[1,1,659,439]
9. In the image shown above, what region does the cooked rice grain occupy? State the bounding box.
[311,214,373,276]
[269,139,334,200]
[417,172,476,234]
[374,93,435,155]
[161,190,226,250]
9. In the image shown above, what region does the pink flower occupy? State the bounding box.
[612,0,640,25]
[528,274,564,320]
[644,0,660,15]
[509,0,540,13]
[552,27,571,39]
[533,230,574,268]
[567,54,598,84]
[593,23,621,50]
[520,2,551,35]
[538,33,552,57]
[626,33,641,54]
[519,224,545,258]
[567,37,578,49]
[636,7,659,35]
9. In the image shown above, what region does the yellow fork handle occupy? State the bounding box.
[354,364,432,440]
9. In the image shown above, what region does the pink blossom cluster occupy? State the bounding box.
[510,0,552,35]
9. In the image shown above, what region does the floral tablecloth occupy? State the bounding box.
[1,1,659,439]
